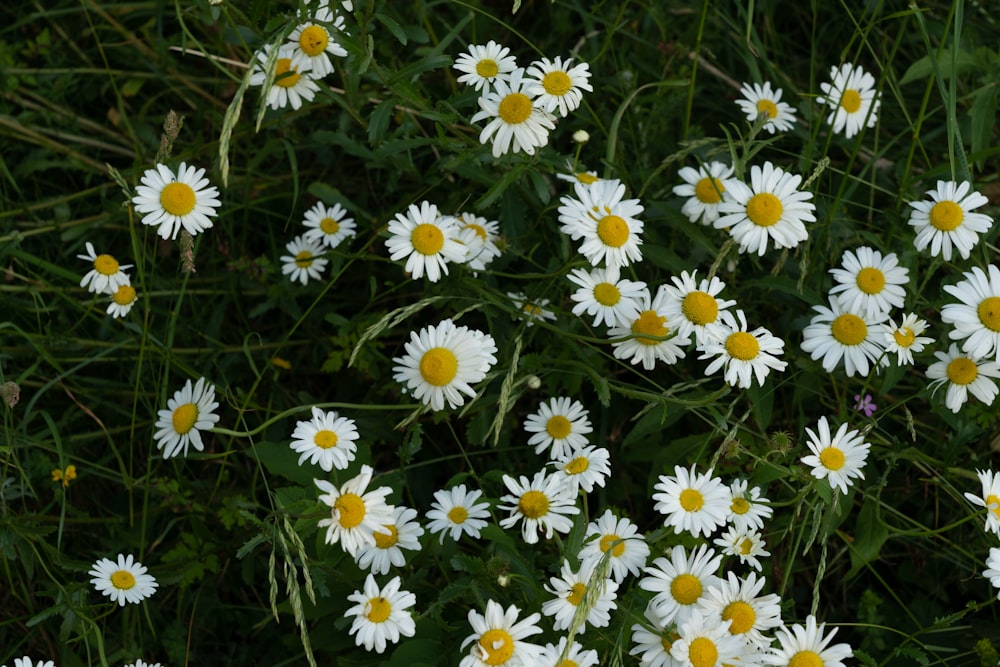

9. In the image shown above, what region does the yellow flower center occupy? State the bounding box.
[670,573,702,605]
[688,636,719,667]
[497,92,532,124]
[94,254,120,276]
[855,267,886,294]
[110,570,136,590]
[681,291,718,326]
[893,326,915,347]
[374,524,399,549]
[985,494,1000,519]
[694,177,725,204]
[600,533,626,557]
[411,223,444,255]
[464,223,488,240]
[545,415,572,439]
[946,357,978,385]
[722,600,756,634]
[556,661,579,667]
[334,492,366,529]
[831,313,867,345]
[789,650,824,667]
[576,172,598,184]
[172,403,198,435]
[518,489,549,519]
[320,217,340,234]
[725,331,760,361]
[295,250,314,267]
[680,488,704,511]
[314,430,339,450]
[730,497,750,515]
[820,446,846,471]
[756,98,778,119]
[299,25,329,57]
[419,347,458,386]
[745,192,783,227]
[478,629,514,666]
[661,635,675,652]
[840,89,862,113]
[739,537,754,555]
[159,182,196,216]
[929,200,963,231]
[275,58,302,88]
[631,310,669,346]
[977,296,1000,332]
[475,59,499,78]
[564,456,590,475]
[567,582,587,606]
[365,596,391,623]
[593,282,621,306]
[113,284,136,306]
[596,215,629,247]
[447,506,469,523]
[542,70,572,96]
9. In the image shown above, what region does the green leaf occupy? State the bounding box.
[368,99,396,146]
[899,48,979,85]
[969,84,997,171]
[374,12,408,45]
[847,497,889,579]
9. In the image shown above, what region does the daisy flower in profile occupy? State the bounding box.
[800,296,887,377]
[735,81,797,133]
[354,505,425,575]
[713,526,770,571]
[453,40,517,92]
[662,270,737,344]
[498,470,579,544]
[539,637,599,667]
[89,553,158,606]
[541,559,619,633]
[315,464,395,557]
[132,162,221,240]
[523,396,593,459]
[984,548,1000,599]
[153,377,221,459]
[286,5,347,78]
[455,212,502,271]
[579,509,650,583]
[556,169,601,186]
[926,343,1000,413]
[558,178,645,269]
[289,406,359,472]
[714,161,815,256]
[801,416,870,495]
[391,318,498,411]
[763,615,853,667]
[525,56,593,117]
[828,246,909,321]
[77,242,132,294]
[817,62,880,139]
[7,658,55,667]
[726,479,773,532]
[425,484,491,543]
[652,465,730,538]
[302,201,356,249]
[471,68,556,158]
[384,201,465,282]
[673,161,734,225]
[281,235,328,285]
[881,313,932,366]
[550,445,611,494]
[609,288,690,371]
[639,543,722,628]
[630,604,683,667]
[459,600,544,667]
[567,266,646,328]
[249,44,319,111]
[507,292,556,327]
[699,309,787,388]
[344,573,416,653]
[908,180,993,261]
[963,469,1000,537]
[669,613,747,667]
[698,571,782,650]
[107,283,138,319]
[942,264,1000,363]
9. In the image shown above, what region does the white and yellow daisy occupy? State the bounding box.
[281,234,328,285]
[248,44,320,111]
[817,62,880,139]
[153,376,221,459]
[550,444,611,494]
[289,406,359,472]
[699,309,787,389]
[881,313,932,366]
[714,161,815,256]
[525,56,593,117]
[315,464,395,557]
[302,201,356,249]
[354,505,425,575]
[286,5,347,78]
[670,613,748,667]
[907,180,993,261]
[132,162,221,240]
[107,283,138,319]
[735,81,797,133]
[124,660,160,667]
[926,343,1000,413]
[713,526,770,571]
[800,296,887,377]
[89,553,158,606]
[829,246,909,321]
[392,318,498,411]
[507,291,557,327]
[6,658,54,667]
[556,169,601,186]
[698,571,782,650]
[539,637,599,667]
[609,288,690,370]
[630,603,683,667]
[498,470,579,544]
[523,396,593,459]
[425,484,491,543]
[579,509,650,583]
[471,67,556,158]
[344,573,416,654]
[801,416,870,495]
[460,600,544,667]
[726,479,773,532]
[541,559,619,633]
[558,178,645,268]
[942,264,1000,363]
[984,548,1000,600]
[77,242,132,294]
[662,270,737,343]
[652,465,730,538]
[762,615,853,667]
[962,469,1000,537]
[385,201,465,282]
[567,266,646,328]
[639,544,722,628]
[673,161,734,225]
[455,212,502,271]
[453,40,517,92]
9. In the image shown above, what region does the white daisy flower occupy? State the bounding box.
[817,62,880,139]
[541,559,619,633]
[525,56,593,117]
[713,526,770,571]
[639,543,722,628]
[669,613,748,667]
[107,283,138,319]
[550,444,611,494]
[286,6,347,79]
[507,291,556,327]
[539,637,599,667]
[941,264,1000,363]
[699,309,787,388]
[661,270,737,344]
[907,180,993,261]
[391,318,498,412]
[630,603,684,667]
[579,509,650,584]
[124,660,160,667]
[652,465,730,538]
[523,396,593,459]
[881,313,932,366]
[6,658,54,667]
[558,178,645,269]
[567,266,646,328]
[471,67,556,158]
[800,296,888,377]
[384,201,465,283]
[315,464,395,557]
[249,44,319,111]
[455,212,502,271]
[289,406,359,472]
[152,376,221,459]
[425,483,491,543]
[801,416,870,495]
[77,242,132,294]
[88,553,158,606]
[344,573,417,654]
[672,161,734,225]
[281,234,328,285]
[735,81,797,133]
[926,343,1000,413]
[828,246,909,321]
[354,505,425,575]
[963,469,1000,537]
[762,615,853,667]
[453,40,517,92]
[609,288,691,370]
[714,161,815,256]
[132,162,221,240]
[556,170,601,186]
[984,548,1000,599]
[459,600,544,667]
[498,470,579,544]
[698,571,782,650]
[302,201,357,249]
[726,479,773,532]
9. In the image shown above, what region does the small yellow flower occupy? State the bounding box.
[271,356,292,370]
[51,464,77,487]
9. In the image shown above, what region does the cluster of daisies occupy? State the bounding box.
[966,470,1000,602]
[280,200,358,284]
[76,241,138,319]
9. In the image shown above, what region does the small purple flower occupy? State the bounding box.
[853,393,876,417]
